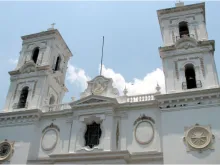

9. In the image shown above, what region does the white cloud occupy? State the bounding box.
[8,58,18,65]
[100,65,165,95]
[67,62,165,95]
[67,63,91,90]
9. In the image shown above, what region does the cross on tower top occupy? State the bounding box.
[175,0,184,7]
[51,23,55,29]
[47,23,56,31]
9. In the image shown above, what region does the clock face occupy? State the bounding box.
[135,121,154,145]
[41,129,58,151]
[186,126,211,149]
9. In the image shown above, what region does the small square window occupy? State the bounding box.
[84,122,102,148]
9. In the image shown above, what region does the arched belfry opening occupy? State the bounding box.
[185,64,197,89]
[18,86,29,108]
[179,21,189,38]
[32,47,39,64]
[49,95,55,105]
[54,56,61,71]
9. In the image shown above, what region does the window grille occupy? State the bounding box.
[84,122,102,148]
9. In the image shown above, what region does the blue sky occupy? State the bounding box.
[0,1,220,109]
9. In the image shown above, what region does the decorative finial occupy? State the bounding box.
[155,82,161,93]
[48,23,56,31]
[123,86,128,96]
[51,23,55,29]
[175,0,184,7]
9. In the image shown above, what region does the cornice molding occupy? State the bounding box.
[118,100,158,110]
[28,150,163,163]
[70,95,119,110]
[155,87,220,101]
[130,151,163,162]
[0,109,41,127]
[157,2,205,22]
[159,40,215,58]
[160,101,220,112]
[21,29,72,57]
[21,30,56,40]
[41,109,73,119]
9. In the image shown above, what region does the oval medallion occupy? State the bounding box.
[41,129,58,151]
[135,121,154,145]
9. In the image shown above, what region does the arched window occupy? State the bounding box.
[54,56,61,71]
[179,21,189,38]
[32,47,39,64]
[49,95,55,105]
[185,64,197,89]
[18,86,29,108]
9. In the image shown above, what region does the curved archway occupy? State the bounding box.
[49,95,55,105]
[32,47,39,64]
[18,86,29,108]
[185,63,197,89]
[179,21,189,38]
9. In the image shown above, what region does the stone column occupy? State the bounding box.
[102,114,113,151]
[68,115,82,153]
[120,112,128,150]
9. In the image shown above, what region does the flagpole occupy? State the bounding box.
[100,36,104,75]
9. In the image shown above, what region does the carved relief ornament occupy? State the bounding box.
[0,140,14,163]
[183,124,215,153]
[92,76,108,95]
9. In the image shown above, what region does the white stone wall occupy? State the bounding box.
[0,124,36,164]
[161,106,220,164]
[37,117,71,158]
[125,107,162,153]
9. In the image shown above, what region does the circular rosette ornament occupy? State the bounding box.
[183,124,215,153]
[0,140,14,162]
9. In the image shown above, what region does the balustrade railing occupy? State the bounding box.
[43,103,71,112]
[42,93,158,112]
[126,94,156,103]
[13,102,28,109]
[182,80,202,90]
[176,33,195,41]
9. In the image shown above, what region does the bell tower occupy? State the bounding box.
[157,2,219,94]
[4,28,72,111]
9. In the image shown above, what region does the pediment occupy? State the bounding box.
[70,95,118,108]
[175,37,197,49]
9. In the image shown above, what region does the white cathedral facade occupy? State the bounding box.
[1,2,220,164]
